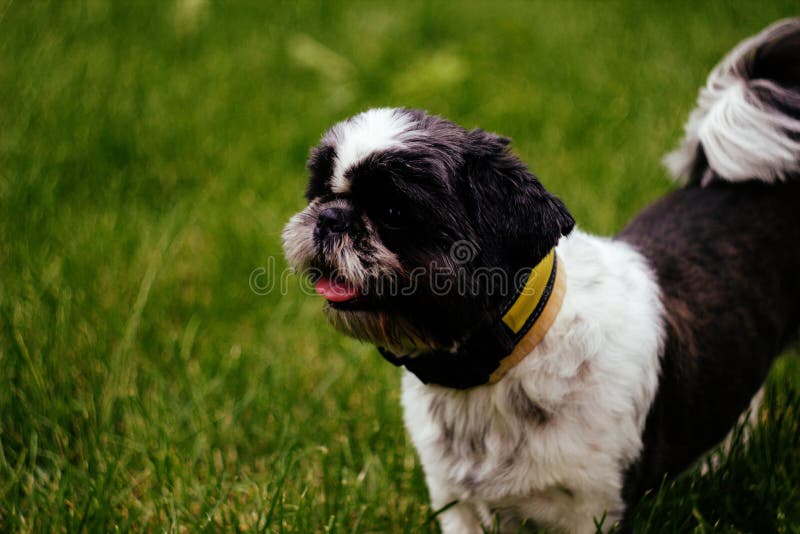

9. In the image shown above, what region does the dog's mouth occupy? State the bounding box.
[312,274,379,311]
[315,276,359,303]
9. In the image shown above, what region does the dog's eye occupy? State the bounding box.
[382,205,404,229]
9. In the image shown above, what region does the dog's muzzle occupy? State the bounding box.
[314,206,351,244]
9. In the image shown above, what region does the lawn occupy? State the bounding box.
[1,1,799,532]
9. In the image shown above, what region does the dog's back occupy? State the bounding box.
[620,182,800,496]
[618,18,800,502]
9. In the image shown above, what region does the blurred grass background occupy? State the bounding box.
[1,1,799,532]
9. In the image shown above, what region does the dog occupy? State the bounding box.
[282,19,800,532]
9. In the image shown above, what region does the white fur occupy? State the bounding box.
[664,19,800,184]
[328,108,412,193]
[282,199,321,272]
[402,230,664,533]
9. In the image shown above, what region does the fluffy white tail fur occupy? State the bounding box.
[664,18,800,185]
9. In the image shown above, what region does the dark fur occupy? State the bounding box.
[618,19,800,512]
[507,381,551,424]
[618,180,800,507]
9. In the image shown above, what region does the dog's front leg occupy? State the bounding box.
[435,501,483,534]
[427,477,484,534]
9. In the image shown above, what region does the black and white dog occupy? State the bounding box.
[283,19,800,532]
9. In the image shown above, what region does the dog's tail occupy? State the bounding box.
[664,18,800,186]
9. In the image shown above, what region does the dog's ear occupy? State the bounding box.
[461,128,574,269]
[305,143,335,201]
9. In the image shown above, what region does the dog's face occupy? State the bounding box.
[282,108,574,353]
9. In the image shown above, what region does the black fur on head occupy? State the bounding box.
[460,127,574,277]
[282,108,574,352]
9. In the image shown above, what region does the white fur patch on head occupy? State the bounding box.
[327,108,413,193]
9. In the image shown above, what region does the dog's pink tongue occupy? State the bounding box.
[315,277,359,303]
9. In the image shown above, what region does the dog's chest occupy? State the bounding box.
[403,369,627,504]
[401,234,665,530]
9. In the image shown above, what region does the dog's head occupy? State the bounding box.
[282,108,573,353]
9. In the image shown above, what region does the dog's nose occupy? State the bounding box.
[315,207,350,241]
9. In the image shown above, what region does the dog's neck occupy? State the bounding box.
[379,249,567,389]
[489,250,566,383]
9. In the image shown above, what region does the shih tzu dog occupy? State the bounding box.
[282,19,800,532]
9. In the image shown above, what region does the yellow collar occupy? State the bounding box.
[489,249,567,383]
[377,249,566,389]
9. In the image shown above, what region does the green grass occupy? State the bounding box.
[1,1,799,531]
